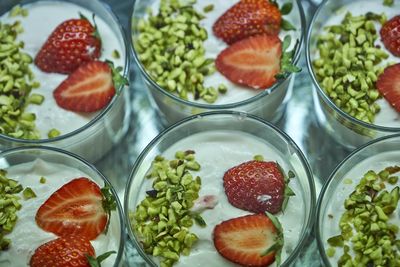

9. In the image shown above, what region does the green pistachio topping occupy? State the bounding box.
[22,187,36,200]
[203,4,214,13]
[111,49,120,59]
[328,166,400,266]
[9,5,29,18]
[39,176,46,184]
[130,150,203,267]
[134,0,226,103]
[0,169,23,250]
[383,0,394,6]
[47,128,61,139]
[0,20,41,139]
[313,12,390,124]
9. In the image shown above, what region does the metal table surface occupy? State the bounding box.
[97,0,351,266]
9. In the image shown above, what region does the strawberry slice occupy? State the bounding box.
[213,214,280,266]
[223,160,285,214]
[35,16,101,74]
[30,235,95,267]
[376,63,400,113]
[380,15,400,57]
[36,177,115,240]
[53,60,115,112]
[216,35,282,89]
[213,0,281,45]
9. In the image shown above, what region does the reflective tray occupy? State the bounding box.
[99,0,351,266]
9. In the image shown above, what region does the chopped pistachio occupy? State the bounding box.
[134,0,226,103]
[39,177,46,184]
[111,49,120,59]
[22,187,36,200]
[47,128,61,139]
[312,12,389,124]
[203,4,214,13]
[28,93,44,105]
[131,150,203,265]
[328,166,400,265]
[0,169,23,250]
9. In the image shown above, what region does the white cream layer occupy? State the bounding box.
[0,159,120,267]
[318,0,400,128]
[148,0,301,105]
[0,1,125,138]
[136,130,306,266]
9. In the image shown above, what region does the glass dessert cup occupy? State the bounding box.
[125,111,316,266]
[316,134,400,266]
[306,0,400,150]
[130,0,306,126]
[0,145,125,266]
[0,0,131,163]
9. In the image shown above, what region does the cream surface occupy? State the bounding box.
[148,0,301,105]
[322,151,400,265]
[0,1,125,138]
[0,159,120,267]
[317,0,400,128]
[136,130,306,266]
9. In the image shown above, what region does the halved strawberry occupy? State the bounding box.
[35,177,115,240]
[35,16,101,74]
[213,0,281,45]
[30,235,95,267]
[380,15,400,57]
[223,160,285,214]
[53,60,115,112]
[213,214,279,266]
[215,35,282,89]
[376,63,400,113]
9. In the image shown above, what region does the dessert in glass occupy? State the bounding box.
[131,0,305,125]
[316,134,400,266]
[0,0,131,162]
[0,146,125,266]
[307,0,400,149]
[125,111,315,267]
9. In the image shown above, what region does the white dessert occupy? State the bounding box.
[314,0,400,128]
[0,159,120,267]
[0,0,125,138]
[148,0,302,105]
[135,130,307,266]
[321,151,400,265]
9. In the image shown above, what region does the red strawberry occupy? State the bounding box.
[223,160,285,214]
[216,35,282,89]
[36,177,109,240]
[213,214,278,266]
[380,15,400,57]
[376,63,400,113]
[30,236,95,267]
[35,17,101,74]
[213,0,281,45]
[53,60,115,112]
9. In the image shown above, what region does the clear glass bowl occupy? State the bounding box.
[0,0,131,163]
[0,146,125,266]
[130,0,306,126]
[316,134,400,266]
[306,0,400,150]
[125,111,316,266]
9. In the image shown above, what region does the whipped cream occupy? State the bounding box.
[148,0,301,105]
[135,130,307,266]
[0,1,125,138]
[0,159,120,267]
[321,151,400,265]
[315,0,400,128]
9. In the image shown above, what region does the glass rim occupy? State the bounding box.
[0,145,126,267]
[129,0,306,109]
[0,0,131,144]
[124,110,316,267]
[305,0,400,133]
[315,133,400,266]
